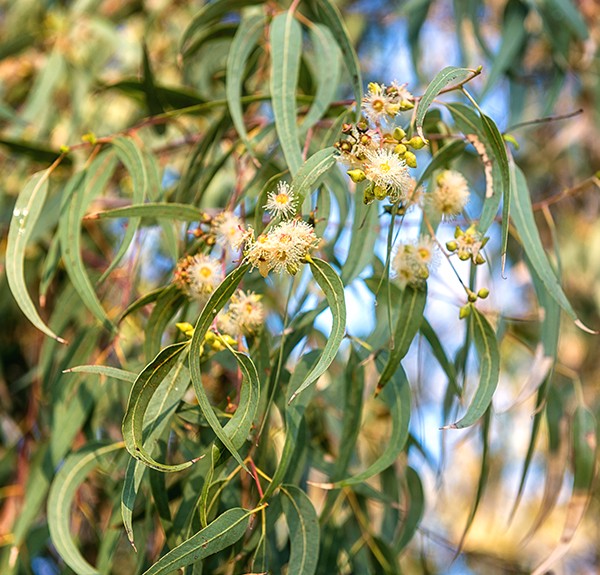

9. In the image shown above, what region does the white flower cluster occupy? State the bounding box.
[362,81,414,125]
[264,181,296,219]
[217,290,264,337]
[428,170,470,219]
[242,219,320,277]
[174,254,223,302]
[392,236,437,290]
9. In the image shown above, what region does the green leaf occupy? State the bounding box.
[59,153,117,333]
[103,79,205,109]
[289,258,346,402]
[300,24,341,134]
[142,508,252,575]
[189,264,251,469]
[180,0,264,57]
[546,0,588,39]
[270,11,303,176]
[90,202,205,221]
[262,352,319,500]
[47,441,124,575]
[281,485,320,575]
[122,360,190,546]
[142,43,166,135]
[226,13,265,152]
[394,467,425,552]
[512,165,591,330]
[0,137,71,164]
[98,137,149,283]
[420,319,460,397]
[375,285,427,396]
[481,0,527,97]
[308,0,363,120]
[445,307,499,429]
[292,147,336,216]
[64,365,137,383]
[332,362,410,487]
[122,343,196,472]
[6,169,65,342]
[415,67,474,140]
[341,192,378,285]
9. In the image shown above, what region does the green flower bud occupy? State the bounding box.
[394,143,407,156]
[458,252,471,261]
[404,151,417,168]
[459,305,471,319]
[446,240,458,252]
[374,185,387,200]
[407,136,426,149]
[363,185,375,205]
[477,288,490,299]
[475,253,486,265]
[393,127,406,141]
[468,291,477,303]
[347,169,366,183]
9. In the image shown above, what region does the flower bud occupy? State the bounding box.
[347,169,366,183]
[458,252,471,261]
[475,253,486,265]
[399,99,414,110]
[394,144,407,156]
[393,127,406,141]
[342,123,353,133]
[459,305,471,319]
[404,152,417,168]
[363,185,375,205]
[407,136,426,149]
[446,240,458,252]
[356,121,369,132]
[467,291,477,303]
[477,288,490,299]
[374,185,388,200]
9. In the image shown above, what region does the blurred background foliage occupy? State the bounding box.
[0,0,599,574]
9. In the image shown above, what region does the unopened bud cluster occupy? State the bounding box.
[459,289,490,319]
[446,225,489,265]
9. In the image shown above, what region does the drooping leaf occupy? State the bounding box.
[394,467,425,552]
[122,343,195,472]
[270,11,303,175]
[292,147,337,213]
[6,169,65,342]
[142,43,167,134]
[415,67,475,140]
[226,12,265,152]
[142,508,253,575]
[64,365,137,383]
[375,284,427,396]
[289,258,346,402]
[47,441,124,575]
[281,485,320,575]
[89,202,205,222]
[445,307,499,429]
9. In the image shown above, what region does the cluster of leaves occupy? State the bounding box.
[1,0,599,574]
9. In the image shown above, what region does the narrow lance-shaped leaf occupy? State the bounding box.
[88,202,205,222]
[262,352,319,500]
[328,362,411,488]
[64,365,137,383]
[308,0,363,120]
[394,467,425,552]
[281,485,320,575]
[293,147,337,214]
[512,165,594,332]
[289,258,346,403]
[47,441,124,575]
[375,284,427,396]
[6,169,66,342]
[270,11,303,175]
[444,307,499,429]
[99,136,149,282]
[142,42,166,135]
[189,264,250,469]
[142,508,254,575]
[59,152,117,332]
[415,67,475,140]
[122,342,196,472]
[300,24,341,134]
[226,13,265,152]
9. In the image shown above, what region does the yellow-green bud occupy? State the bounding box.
[347,169,366,183]
[467,291,477,303]
[404,151,417,168]
[458,252,471,261]
[59,145,70,154]
[446,240,458,252]
[475,253,486,265]
[459,305,471,319]
[394,144,407,155]
[363,185,375,205]
[374,185,387,200]
[454,226,463,238]
[399,100,414,110]
[82,132,97,145]
[407,136,426,149]
[393,127,406,141]
[478,288,490,299]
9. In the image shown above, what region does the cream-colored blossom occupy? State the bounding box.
[212,211,245,250]
[429,170,470,219]
[174,254,223,301]
[264,181,296,219]
[453,225,487,264]
[362,82,400,124]
[387,81,414,110]
[392,236,436,289]
[245,219,319,277]
[229,290,264,335]
[364,148,412,202]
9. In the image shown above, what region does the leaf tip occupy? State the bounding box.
[575,319,598,335]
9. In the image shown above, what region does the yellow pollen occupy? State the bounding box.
[275,193,289,205]
[418,248,431,260]
[199,266,213,278]
[372,99,385,112]
[380,161,391,173]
